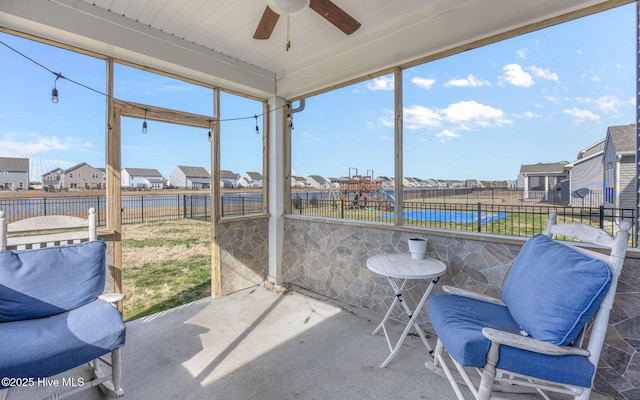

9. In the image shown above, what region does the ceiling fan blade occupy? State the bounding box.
[253,6,280,40]
[309,0,361,35]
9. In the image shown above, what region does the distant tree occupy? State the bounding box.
[293,194,302,210]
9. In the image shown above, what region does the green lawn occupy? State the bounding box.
[121,219,211,321]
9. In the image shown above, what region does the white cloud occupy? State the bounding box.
[562,108,601,123]
[435,129,461,142]
[595,95,624,114]
[514,111,541,118]
[499,64,534,87]
[381,135,393,141]
[441,100,512,127]
[377,110,394,128]
[444,74,491,88]
[516,49,527,59]
[574,95,625,115]
[544,96,560,104]
[301,131,320,141]
[529,66,558,82]
[397,100,511,141]
[403,105,442,130]
[0,132,89,156]
[411,77,437,90]
[365,76,394,91]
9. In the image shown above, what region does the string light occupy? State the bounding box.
[287,104,294,130]
[142,108,148,134]
[51,72,64,103]
[0,39,295,128]
[207,119,213,142]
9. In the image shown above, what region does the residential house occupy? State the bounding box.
[376,176,394,188]
[42,167,64,190]
[403,177,420,187]
[236,172,263,189]
[291,176,308,188]
[424,178,444,188]
[60,163,104,190]
[121,168,164,189]
[327,178,341,189]
[448,180,465,188]
[517,161,569,202]
[220,170,239,188]
[465,179,480,188]
[170,166,211,189]
[306,175,330,189]
[603,124,636,211]
[567,140,605,207]
[0,157,29,190]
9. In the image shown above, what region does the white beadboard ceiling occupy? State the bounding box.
[0,0,629,99]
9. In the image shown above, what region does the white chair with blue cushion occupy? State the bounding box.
[425,211,631,400]
[0,209,125,399]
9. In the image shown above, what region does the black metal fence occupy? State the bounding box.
[0,193,263,225]
[1,192,635,246]
[292,198,636,246]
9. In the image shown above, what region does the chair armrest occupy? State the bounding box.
[442,285,505,306]
[482,327,590,357]
[98,293,126,304]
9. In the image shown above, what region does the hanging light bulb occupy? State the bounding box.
[142,109,148,134]
[255,115,260,135]
[51,72,63,103]
[207,119,213,142]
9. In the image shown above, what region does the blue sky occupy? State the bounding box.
[293,3,636,181]
[0,3,636,183]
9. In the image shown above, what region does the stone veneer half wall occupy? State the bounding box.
[282,216,640,400]
[219,217,269,295]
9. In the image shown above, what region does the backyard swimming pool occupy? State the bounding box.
[383,210,509,224]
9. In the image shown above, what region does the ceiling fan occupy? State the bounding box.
[254,0,361,49]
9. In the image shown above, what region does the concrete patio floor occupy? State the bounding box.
[5,284,613,400]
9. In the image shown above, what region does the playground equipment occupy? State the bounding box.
[377,188,395,204]
[339,169,389,209]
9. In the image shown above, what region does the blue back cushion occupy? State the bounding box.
[0,241,106,322]
[502,234,611,345]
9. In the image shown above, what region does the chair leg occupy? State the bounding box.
[112,348,122,393]
[575,387,591,400]
[91,348,124,398]
[477,341,500,400]
[433,338,444,367]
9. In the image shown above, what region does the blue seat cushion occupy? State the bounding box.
[0,241,106,322]
[428,294,595,387]
[0,300,125,385]
[502,234,611,345]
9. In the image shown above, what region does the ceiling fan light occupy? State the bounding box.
[267,0,310,16]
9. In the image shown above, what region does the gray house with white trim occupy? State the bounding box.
[567,140,605,207]
[122,168,164,189]
[237,172,263,188]
[0,157,29,190]
[60,163,105,190]
[603,124,635,211]
[170,166,211,189]
[42,167,64,190]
